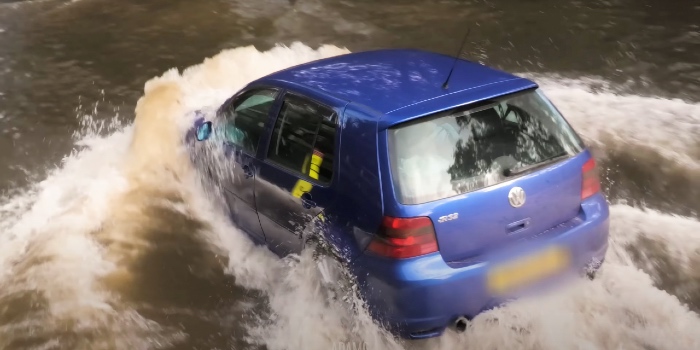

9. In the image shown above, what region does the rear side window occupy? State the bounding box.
[388,89,584,205]
[220,88,278,154]
[267,94,337,184]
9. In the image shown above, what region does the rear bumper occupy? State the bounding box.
[352,194,609,339]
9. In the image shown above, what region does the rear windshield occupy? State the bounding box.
[388,89,584,205]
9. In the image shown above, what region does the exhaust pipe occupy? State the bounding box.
[453,316,469,333]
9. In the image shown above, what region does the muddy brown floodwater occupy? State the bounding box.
[0,0,699,349]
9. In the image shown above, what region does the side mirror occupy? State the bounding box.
[196,121,213,141]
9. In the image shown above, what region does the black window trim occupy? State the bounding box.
[261,89,340,188]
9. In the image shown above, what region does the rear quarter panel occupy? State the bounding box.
[312,102,385,262]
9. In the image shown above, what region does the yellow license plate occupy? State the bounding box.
[487,246,570,295]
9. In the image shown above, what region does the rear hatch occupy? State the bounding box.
[385,88,592,263]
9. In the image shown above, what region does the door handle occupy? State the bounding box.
[242,165,254,179]
[506,218,530,234]
[300,192,316,209]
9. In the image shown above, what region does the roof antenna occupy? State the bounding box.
[442,28,471,90]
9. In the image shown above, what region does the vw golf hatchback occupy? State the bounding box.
[187,48,610,339]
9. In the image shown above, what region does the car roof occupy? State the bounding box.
[256,48,535,115]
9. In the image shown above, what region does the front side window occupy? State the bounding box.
[267,94,337,184]
[388,88,584,205]
[220,88,278,154]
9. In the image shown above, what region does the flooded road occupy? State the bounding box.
[0,0,699,349]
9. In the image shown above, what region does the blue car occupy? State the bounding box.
[187,48,609,339]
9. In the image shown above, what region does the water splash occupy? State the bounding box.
[0,43,699,350]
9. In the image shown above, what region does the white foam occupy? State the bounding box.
[429,262,700,350]
[161,44,700,350]
[193,202,700,350]
[1,42,699,349]
[187,193,402,350]
[527,74,700,165]
[142,42,350,134]
[0,118,130,279]
[0,115,186,347]
[605,204,700,292]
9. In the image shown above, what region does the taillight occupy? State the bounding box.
[366,216,438,259]
[581,157,601,200]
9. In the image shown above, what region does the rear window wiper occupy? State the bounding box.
[503,153,569,177]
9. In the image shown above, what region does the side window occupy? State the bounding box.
[220,88,278,154]
[267,94,337,184]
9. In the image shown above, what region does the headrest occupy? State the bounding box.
[469,108,502,139]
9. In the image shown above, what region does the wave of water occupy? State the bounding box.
[0,42,699,350]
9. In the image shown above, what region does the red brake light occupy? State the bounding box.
[367,216,438,259]
[581,157,601,200]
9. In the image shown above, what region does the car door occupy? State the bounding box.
[217,87,281,243]
[253,92,339,257]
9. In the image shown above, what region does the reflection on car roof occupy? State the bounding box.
[260,49,525,114]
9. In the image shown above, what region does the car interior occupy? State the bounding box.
[222,90,276,153]
[267,96,337,184]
